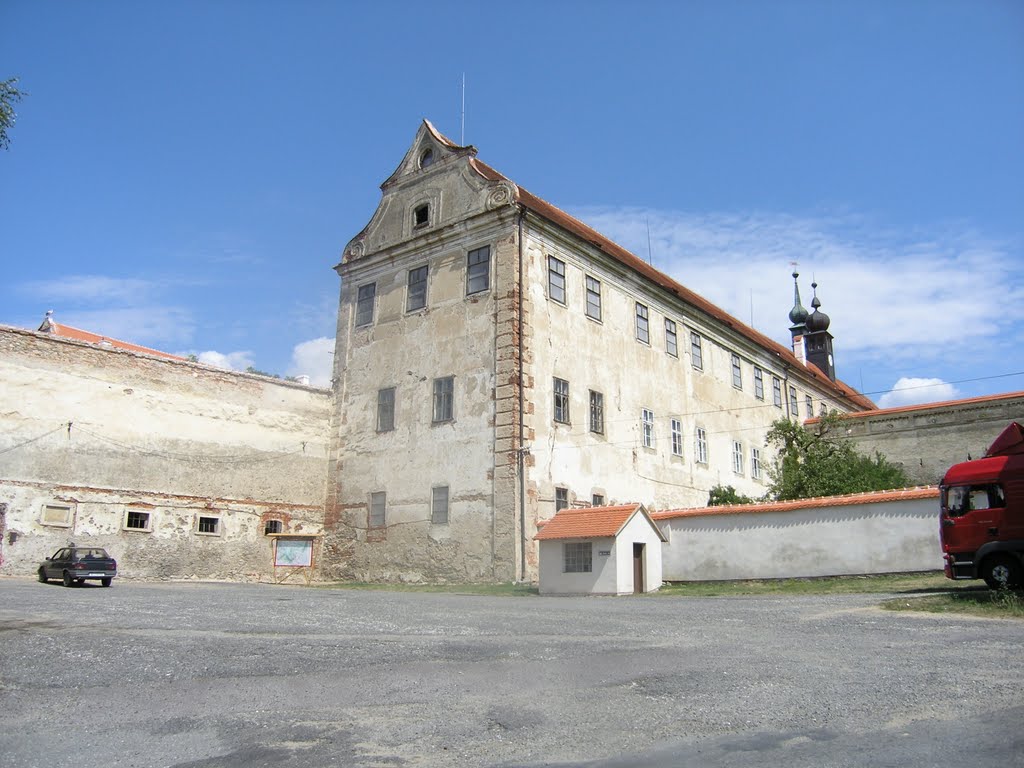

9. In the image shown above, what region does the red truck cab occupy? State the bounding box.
[940,422,1024,588]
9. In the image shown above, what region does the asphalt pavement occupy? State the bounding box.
[0,578,1021,767]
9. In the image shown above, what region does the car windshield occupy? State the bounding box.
[73,549,110,560]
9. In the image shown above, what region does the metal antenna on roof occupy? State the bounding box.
[460,73,466,145]
[646,217,653,266]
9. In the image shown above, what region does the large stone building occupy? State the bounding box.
[322,121,872,583]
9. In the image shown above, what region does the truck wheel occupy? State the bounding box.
[38,568,48,583]
[981,555,1021,590]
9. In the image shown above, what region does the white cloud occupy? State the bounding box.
[287,337,334,387]
[877,377,960,409]
[18,275,157,304]
[195,350,255,371]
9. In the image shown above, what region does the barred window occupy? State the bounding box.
[196,515,220,535]
[553,377,570,424]
[563,542,592,573]
[585,276,602,321]
[433,376,454,423]
[635,303,649,344]
[355,283,376,327]
[589,390,604,434]
[466,246,490,295]
[548,256,566,304]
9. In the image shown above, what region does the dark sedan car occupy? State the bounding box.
[38,547,117,587]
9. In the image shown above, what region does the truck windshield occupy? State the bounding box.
[943,484,1005,518]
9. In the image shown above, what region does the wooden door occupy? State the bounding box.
[633,543,645,593]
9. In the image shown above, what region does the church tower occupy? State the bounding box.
[788,271,809,363]
[803,281,836,382]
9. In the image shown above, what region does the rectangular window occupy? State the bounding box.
[641,408,654,448]
[369,491,386,528]
[592,493,605,507]
[406,265,428,312]
[196,515,220,535]
[790,386,799,417]
[665,319,678,357]
[754,367,765,400]
[563,541,592,573]
[589,389,604,434]
[751,447,762,480]
[585,275,602,321]
[695,427,708,464]
[731,353,743,389]
[773,377,783,408]
[431,485,449,525]
[355,283,376,327]
[732,441,744,475]
[466,246,490,294]
[806,395,814,416]
[671,418,683,457]
[376,387,395,432]
[691,332,703,370]
[264,519,283,535]
[123,508,152,532]
[635,303,649,344]
[555,487,569,512]
[819,401,828,417]
[40,503,73,527]
[553,377,570,424]
[548,255,566,304]
[432,376,454,423]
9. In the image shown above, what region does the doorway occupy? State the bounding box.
[633,542,645,593]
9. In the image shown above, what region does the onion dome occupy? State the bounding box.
[788,271,809,325]
[806,281,831,332]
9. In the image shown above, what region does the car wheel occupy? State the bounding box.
[101,578,112,588]
[62,571,74,588]
[38,568,48,584]
[981,555,1021,590]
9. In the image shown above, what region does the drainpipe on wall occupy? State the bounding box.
[783,363,792,420]
[517,209,528,583]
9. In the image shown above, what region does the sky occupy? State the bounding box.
[2,0,1022,407]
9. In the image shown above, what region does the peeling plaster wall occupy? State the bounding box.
[0,326,330,579]
[658,497,942,581]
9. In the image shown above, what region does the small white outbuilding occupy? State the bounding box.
[534,504,667,595]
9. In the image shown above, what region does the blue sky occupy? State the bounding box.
[2,0,1022,406]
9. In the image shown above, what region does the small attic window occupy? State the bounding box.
[414,204,430,228]
[419,148,435,168]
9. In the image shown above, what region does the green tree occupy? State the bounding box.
[1,77,26,150]
[765,413,910,501]
[707,484,756,506]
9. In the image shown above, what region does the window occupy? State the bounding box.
[355,283,376,327]
[732,441,744,475]
[196,515,220,535]
[641,408,654,448]
[944,484,1006,518]
[123,508,152,532]
[369,492,386,528]
[635,303,649,344]
[773,377,783,408]
[376,387,395,432]
[691,332,703,370]
[819,401,828,417]
[431,485,449,525]
[695,427,708,464]
[419,148,434,168]
[790,386,799,417]
[731,353,743,389]
[585,276,602,321]
[555,487,569,512]
[432,377,454,422]
[806,395,814,417]
[547,256,566,304]
[466,246,490,294]
[592,493,605,506]
[413,203,429,228]
[264,519,283,535]
[40,503,72,527]
[754,367,765,400]
[665,319,678,357]
[563,541,592,573]
[553,377,570,424]
[407,265,428,311]
[589,390,604,434]
[671,418,683,457]
[751,447,762,480]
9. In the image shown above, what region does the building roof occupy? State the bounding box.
[464,153,874,412]
[37,312,186,362]
[534,504,667,542]
[650,486,939,521]
[808,390,1024,423]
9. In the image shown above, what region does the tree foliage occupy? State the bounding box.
[1,77,26,151]
[765,413,910,501]
[707,484,756,507]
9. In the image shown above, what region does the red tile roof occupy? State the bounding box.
[534,504,666,541]
[807,390,1024,423]
[38,316,185,361]
[463,158,874,412]
[650,486,939,521]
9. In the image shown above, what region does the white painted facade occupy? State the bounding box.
[655,490,943,581]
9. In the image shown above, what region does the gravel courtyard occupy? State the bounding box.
[0,578,1021,767]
